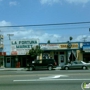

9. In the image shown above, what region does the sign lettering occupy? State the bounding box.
[60,43,78,49]
[11,39,39,55]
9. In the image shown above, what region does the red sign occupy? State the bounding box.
[0,52,6,56]
[11,51,17,55]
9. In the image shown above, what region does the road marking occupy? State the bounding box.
[13,74,90,82]
[39,75,68,79]
[13,79,90,82]
[16,71,33,73]
[13,75,68,82]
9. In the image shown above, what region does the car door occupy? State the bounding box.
[70,62,78,69]
[71,61,82,69]
[76,61,83,69]
[34,60,42,70]
[42,59,47,69]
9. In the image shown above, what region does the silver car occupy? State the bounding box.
[61,61,90,70]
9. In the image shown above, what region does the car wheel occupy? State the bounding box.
[48,66,52,70]
[65,66,69,70]
[82,66,87,70]
[29,67,33,71]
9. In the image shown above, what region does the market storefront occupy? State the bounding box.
[4,39,40,68]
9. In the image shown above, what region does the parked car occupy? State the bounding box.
[27,59,57,71]
[60,61,90,70]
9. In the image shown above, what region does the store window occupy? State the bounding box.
[60,52,64,55]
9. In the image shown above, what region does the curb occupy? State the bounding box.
[0,68,27,71]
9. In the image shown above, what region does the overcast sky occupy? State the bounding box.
[0,0,90,54]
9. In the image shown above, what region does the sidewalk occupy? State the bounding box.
[0,68,27,71]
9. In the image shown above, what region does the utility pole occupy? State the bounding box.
[7,34,14,40]
[82,37,87,42]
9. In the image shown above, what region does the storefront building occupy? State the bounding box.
[2,41,86,68]
[40,42,81,66]
[4,39,39,68]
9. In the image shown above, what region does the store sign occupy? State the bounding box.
[59,43,78,49]
[83,42,90,46]
[11,39,39,55]
[40,43,79,50]
[40,44,60,50]
[0,52,6,56]
[83,42,90,52]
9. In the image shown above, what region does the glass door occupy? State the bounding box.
[6,57,11,68]
[60,55,65,66]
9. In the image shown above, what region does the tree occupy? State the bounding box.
[47,40,50,44]
[69,36,73,41]
[28,45,43,63]
[67,36,73,48]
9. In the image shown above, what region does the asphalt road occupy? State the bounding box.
[0,70,90,90]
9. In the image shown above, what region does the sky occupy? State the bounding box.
[0,0,90,54]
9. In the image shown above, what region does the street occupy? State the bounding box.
[0,70,90,90]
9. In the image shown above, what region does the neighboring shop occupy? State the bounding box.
[40,43,60,65]
[82,42,90,63]
[40,42,80,66]
[59,43,79,66]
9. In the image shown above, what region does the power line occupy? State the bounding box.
[0,26,90,32]
[0,21,90,27]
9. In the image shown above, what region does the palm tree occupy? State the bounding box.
[47,40,50,44]
[68,36,73,63]
[69,36,73,42]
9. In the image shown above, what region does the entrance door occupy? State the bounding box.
[0,57,3,67]
[54,55,58,65]
[6,57,11,68]
[60,55,65,66]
